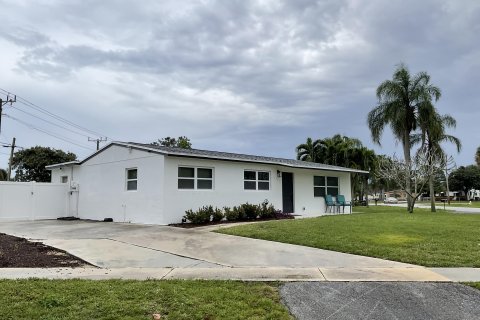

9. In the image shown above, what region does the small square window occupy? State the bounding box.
[244,181,256,190]
[327,177,338,187]
[178,179,195,189]
[258,181,270,190]
[244,171,256,180]
[197,168,212,179]
[179,167,195,178]
[197,179,213,189]
[314,176,325,186]
[258,172,269,181]
[61,176,68,183]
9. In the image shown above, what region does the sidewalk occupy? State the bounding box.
[1,266,479,282]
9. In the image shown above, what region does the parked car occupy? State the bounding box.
[384,197,399,204]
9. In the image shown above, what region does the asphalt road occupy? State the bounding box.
[280,282,480,320]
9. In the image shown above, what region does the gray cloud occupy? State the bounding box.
[0,0,478,167]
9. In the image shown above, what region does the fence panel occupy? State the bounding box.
[0,182,69,221]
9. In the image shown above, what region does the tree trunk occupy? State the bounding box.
[429,174,436,212]
[403,135,413,213]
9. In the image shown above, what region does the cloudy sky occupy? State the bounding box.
[0,0,479,168]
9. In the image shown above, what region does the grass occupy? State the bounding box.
[0,279,292,320]
[217,206,480,267]
[466,282,480,291]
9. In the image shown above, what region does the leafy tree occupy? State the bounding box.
[151,136,192,149]
[449,165,480,192]
[12,146,77,182]
[413,109,461,211]
[476,147,480,166]
[296,137,321,162]
[367,64,441,212]
[0,168,7,181]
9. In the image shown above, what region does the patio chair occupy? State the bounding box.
[336,194,352,213]
[325,195,340,213]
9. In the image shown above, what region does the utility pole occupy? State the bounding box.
[88,137,107,150]
[0,94,16,133]
[7,137,16,181]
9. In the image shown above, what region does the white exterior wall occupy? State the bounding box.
[291,168,351,216]
[0,182,68,220]
[51,145,166,224]
[163,156,352,223]
[163,157,284,223]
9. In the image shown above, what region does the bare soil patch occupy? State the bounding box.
[0,233,90,268]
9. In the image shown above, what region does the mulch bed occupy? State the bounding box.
[170,215,295,228]
[0,233,90,268]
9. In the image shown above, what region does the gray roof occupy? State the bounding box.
[116,142,369,174]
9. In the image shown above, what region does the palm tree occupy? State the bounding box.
[296,137,321,162]
[316,135,362,167]
[367,64,441,212]
[414,108,461,212]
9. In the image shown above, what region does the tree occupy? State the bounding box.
[12,146,77,182]
[0,168,7,181]
[376,148,443,213]
[296,137,321,162]
[151,136,192,149]
[367,64,441,212]
[413,109,461,211]
[475,147,480,166]
[449,165,480,192]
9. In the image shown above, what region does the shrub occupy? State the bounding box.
[259,199,276,219]
[224,207,239,221]
[183,205,214,224]
[212,207,224,222]
[241,203,259,220]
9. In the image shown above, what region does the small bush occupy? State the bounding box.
[259,199,276,219]
[233,205,246,220]
[183,205,214,224]
[224,207,239,221]
[212,207,224,222]
[275,210,294,220]
[241,203,258,220]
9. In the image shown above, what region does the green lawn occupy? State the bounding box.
[217,206,480,267]
[0,279,291,320]
[466,282,480,290]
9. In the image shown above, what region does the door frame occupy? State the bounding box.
[282,172,294,213]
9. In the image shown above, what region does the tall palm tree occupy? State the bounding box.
[414,108,461,212]
[367,64,441,212]
[316,134,362,167]
[296,137,321,162]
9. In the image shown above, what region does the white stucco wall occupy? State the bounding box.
[162,156,284,223]
[163,156,352,223]
[51,145,166,224]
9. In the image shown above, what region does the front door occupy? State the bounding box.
[282,172,294,213]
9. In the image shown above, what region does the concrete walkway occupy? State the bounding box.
[384,203,480,214]
[0,220,478,281]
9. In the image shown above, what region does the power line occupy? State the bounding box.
[0,88,108,138]
[3,114,94,150]
[9,105,92,139]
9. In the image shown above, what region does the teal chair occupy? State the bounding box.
[325,195,340,213]
[336,195,352,213]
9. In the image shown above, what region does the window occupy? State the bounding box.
[126,168,138,191]
[244,170,270,190]
[178,167,213,190]
[314,176,338,197]
[61,176,68,183]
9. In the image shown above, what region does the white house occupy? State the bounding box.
[46,142,368,225]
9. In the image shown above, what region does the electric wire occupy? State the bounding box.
[0,88,108,138]
[3,114,94,150]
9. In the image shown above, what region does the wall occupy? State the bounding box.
[0,182,68,220]
[292,168,351,216]
[163,156,353,223]
[59,145,166,224]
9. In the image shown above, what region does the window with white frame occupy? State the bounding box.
[61,176,68,183]
[314,176,338,197]
[126,168,138,191]
[178,167,213,190]
[244,170,270,190]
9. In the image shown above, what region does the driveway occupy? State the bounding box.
[280,282,480,320]
[0,220,418,269]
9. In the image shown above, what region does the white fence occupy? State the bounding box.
[0,182,69,221]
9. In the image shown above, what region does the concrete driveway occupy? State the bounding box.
[0,220,448,281]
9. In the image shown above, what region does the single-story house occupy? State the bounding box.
[46,142,368,225]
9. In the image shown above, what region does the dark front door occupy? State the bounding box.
[282,172,294,213]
